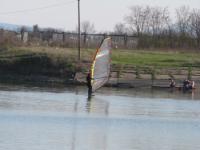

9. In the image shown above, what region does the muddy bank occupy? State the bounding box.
[0,65,199,89]
[0,53,77,86]
[0,72,199,89]
[0,50,199,89]
[0,57,200,88]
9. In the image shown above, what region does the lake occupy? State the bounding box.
[0,84,200,150]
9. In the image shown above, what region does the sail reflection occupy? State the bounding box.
[86,95,109,116]
[0,85,200,150]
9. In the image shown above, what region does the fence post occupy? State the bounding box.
[124,34,127,48]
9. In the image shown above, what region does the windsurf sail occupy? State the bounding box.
[90,37,111,92]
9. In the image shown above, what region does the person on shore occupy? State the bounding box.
[189,80,195,90]
[86,72,92,97]
[183,79,195,91]
[169,78,176,88]
[183,79,190,91]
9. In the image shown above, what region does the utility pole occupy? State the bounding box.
[78,0,81,61]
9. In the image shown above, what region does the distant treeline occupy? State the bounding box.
[0,5,200,50]
[119,5,200,49]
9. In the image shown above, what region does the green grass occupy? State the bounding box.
[1,47,200,69]
[0,47,78,63]
[111,49,200,68]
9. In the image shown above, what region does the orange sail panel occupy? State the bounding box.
[90,38,111,92]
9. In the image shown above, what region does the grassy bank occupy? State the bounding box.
[0,47,77,83]
[2,47,200,68]
[112,49,200,68]
[0,46,200,85]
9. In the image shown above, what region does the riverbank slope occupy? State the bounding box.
[0,46,200,88]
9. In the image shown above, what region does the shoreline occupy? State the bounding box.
[0,47,199,90]
[0,73,199,90]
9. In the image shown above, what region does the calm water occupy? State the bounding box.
[0,84,200,150]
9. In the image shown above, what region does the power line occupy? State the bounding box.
[0,0,76,15]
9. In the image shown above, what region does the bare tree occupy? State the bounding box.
[124,5,150,36]
[149,7,170,35]
[147,7,170,48]
[176,6,191,35]
[80,21,95,47]
[113,23,127,34]
[176,6,194,48]
[190,9,200,48]
[81,21,95,34]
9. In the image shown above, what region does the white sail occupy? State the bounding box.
[90,38,111,92]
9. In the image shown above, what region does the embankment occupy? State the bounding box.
[0,49,76,85]
[0,47,200,88]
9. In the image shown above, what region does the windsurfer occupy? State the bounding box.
[86,73,92,96]
[86,38,111,95]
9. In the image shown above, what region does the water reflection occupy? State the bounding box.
[86,96,93,113]
[86,95,110,116]
[0,84,200,150]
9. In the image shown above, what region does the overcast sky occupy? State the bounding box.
[0,0,200,32]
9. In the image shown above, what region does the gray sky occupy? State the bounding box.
[0,0,200,32]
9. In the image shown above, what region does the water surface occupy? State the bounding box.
[0,85,200,150]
